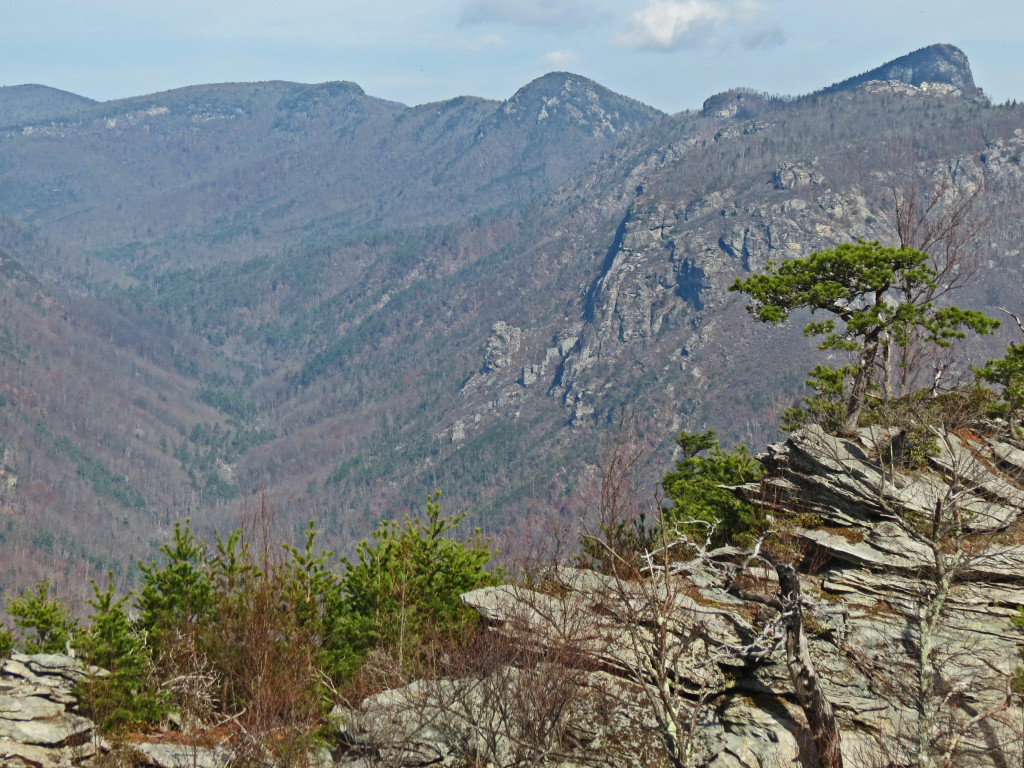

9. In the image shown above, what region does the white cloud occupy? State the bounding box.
[731,0,769,24]
[618,0,726,49]
[541,49,580,68]
[459,0,589,29]
[617,0,783,51]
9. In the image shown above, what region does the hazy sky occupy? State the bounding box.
[4,0,1023,113]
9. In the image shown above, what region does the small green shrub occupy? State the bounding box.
[136,519,215,665]
[975,342,1024,431]
[661,430,765,546]
[330,492,496,681]
[0,626,13,659]
[780,364,853,433]
[6,579,77,654]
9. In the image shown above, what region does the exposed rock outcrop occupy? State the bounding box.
[8,423,1021,768]
[0,653,104,767]
[772,161,824,191]
[702,89,774,120]
[0,653,243,768]
[482,321,522,373]
[336,419,1024,768]
[818,43,985,101]
[130,741,234,768]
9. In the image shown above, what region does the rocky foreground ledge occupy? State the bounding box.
[0,653,101,767]
[0,653,237,768]
[336,421,1024,768]
[5,421,1024,767]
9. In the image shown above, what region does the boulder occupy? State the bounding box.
[130,741,234,768]
[0,653,103,765]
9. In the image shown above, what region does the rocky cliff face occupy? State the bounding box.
[546,147,878,434]
[819,43,984,100]
[428,77,1024,528]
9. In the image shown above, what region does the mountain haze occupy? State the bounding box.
[0,84,97,124]
[0,45,1022,597]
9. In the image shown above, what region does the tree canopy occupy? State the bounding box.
[332,492,495,675]
[730,240,998,433]
[975,312,1024,430]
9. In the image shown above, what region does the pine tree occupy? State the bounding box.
[661,429,764,545]
[136,519,214,662]
[332,492,495,678]
[975,341,1024,430]
[6,579,76,654]
[730,240,998,433]
[76,575,166,732]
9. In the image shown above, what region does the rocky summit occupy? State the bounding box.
[818,43,984,99]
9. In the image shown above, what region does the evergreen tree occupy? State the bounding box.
[136,519,214,661]
[332,492,495,677]
[282,520,340,650]
[730,240,998,433]
[0,626,13,660]
[975,341,1024,430]
[6,579,76,654]
[76,575,166,732]
[661,430,763,545]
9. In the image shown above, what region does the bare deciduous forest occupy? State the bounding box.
[0,43,1022,604]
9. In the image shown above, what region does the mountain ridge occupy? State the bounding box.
[0,43,1021,600]
[1,43,983,125]
[0,84,97,125]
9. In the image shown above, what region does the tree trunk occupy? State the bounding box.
[776,563,844,768]
[843,338,880,434]
[881,338,892,403]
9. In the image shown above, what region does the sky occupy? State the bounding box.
[4,0,1024,114]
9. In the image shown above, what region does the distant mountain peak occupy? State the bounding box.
[0,84,96,125]
[819,43,982,99]
[501,72,613,117]
[701,88,776,119]
[498,72,663,136]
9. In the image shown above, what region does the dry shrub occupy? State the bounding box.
[203,499,326,766]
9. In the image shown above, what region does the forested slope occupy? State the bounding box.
[1,44,1022,600]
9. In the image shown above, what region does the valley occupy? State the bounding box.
[0,43,1021,600]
